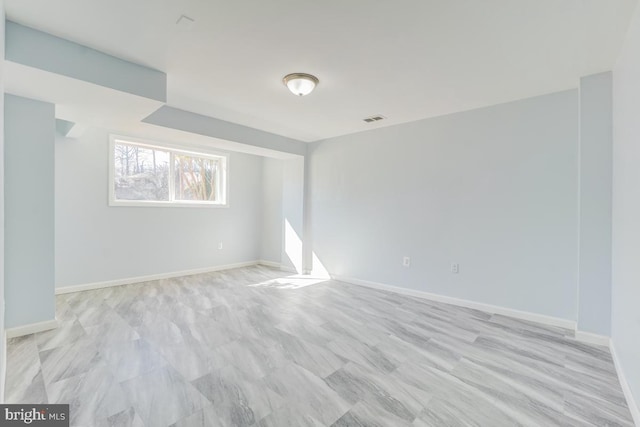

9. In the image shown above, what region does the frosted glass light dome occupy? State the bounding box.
[283,73,319,96]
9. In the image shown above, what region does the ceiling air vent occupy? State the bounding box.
[363,115,386,123]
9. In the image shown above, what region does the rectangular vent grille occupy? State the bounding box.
[363,115,386,123]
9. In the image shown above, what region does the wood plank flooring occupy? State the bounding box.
[5,266,635,426]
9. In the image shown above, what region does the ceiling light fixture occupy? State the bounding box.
[283,73,319,96]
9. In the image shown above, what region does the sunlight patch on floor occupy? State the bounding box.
[248,274,330,290]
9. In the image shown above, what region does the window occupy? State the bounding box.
[110,136,228,207]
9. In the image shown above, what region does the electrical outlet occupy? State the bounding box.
[403,256,411,267]
[451,263,460,274]
[218,242,223,250]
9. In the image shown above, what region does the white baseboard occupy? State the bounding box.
[574,330,611,347]
[6,319,59,339]
[0,330,6,403]
[610,341,640,426]
[55,261,261,295]
[258,260,298,274]
[257,260,281,269]
[609,340,640,427]
[332,275,577,330]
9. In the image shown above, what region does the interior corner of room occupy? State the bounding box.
[0,0,639,425]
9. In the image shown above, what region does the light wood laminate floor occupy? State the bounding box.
[5,266,635,426]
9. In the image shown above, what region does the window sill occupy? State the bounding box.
[109,200,229,208]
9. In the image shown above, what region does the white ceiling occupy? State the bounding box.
[5,0,638,142]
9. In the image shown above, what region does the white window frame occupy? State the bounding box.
[109,135,229,208]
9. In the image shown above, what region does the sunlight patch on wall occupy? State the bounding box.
[285,218,303,273]
[311,252,330,278]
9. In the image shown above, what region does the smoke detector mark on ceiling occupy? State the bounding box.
[363,115,385,123]
[176,15,195,30]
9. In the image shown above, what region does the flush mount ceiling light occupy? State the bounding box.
[283,73,319,96]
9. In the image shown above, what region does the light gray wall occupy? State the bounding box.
[55,127,263,286]
[0,0,6,402]
[309,90,579,320]
[281,158,305,273]
[260,158,283,263]
[4,94,56,328]
[259,157,306,271]
[577,72,613,335]
[612,1,640,414]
